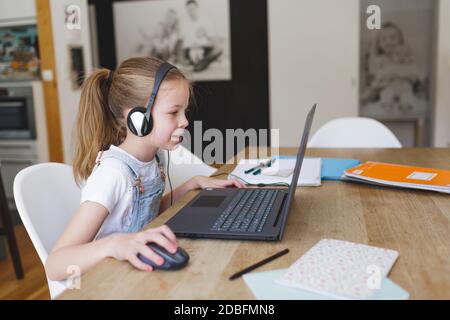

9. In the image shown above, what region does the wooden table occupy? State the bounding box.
[59,148,450,300]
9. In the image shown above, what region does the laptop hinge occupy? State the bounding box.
[273,192,288,227]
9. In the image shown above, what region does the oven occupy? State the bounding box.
[0,83,38,211]
[0,85,36,140]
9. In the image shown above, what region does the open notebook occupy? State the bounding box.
[228,157,321,186]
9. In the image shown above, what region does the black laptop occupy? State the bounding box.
[166,104,316,241]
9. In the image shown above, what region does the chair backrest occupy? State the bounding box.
[308,117,402,148]
[14,162,80,298]
[160,145,216,194]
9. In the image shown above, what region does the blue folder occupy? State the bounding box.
[275,156,360,181]
[321,158,360,180]
[243,269,409,300]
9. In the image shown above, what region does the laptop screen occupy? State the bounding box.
[278,104,316,229]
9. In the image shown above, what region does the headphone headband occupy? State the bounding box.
[144,62,176,120]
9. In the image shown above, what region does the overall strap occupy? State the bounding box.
[96,147,162,194]
[96,147,141,178]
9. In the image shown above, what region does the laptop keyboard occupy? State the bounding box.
[211,189,281,233]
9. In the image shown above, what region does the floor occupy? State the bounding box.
[0,225,50,299]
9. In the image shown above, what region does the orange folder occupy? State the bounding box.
[343,161,450,194]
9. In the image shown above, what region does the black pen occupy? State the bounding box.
[229,248,289,280]
[244,158,275,174]
[252,168,262,175]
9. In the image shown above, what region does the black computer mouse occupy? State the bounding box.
[138,242,189,270]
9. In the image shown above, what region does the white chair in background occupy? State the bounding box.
[308,117,402,148]
[161,145,217,194]
[13,163,80,299]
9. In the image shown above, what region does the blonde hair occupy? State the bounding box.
[73,56,191,184]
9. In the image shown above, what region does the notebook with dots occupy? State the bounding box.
[277,239,399,300]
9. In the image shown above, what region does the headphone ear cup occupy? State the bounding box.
[141,116,153,136]
[127,115,138,136]
[127,107,148,137]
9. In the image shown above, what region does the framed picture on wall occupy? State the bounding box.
[69,46,85,90]
[113,0,232,81]
[359,0,435,146]
[0,24,40,81]
[360,0,433,119]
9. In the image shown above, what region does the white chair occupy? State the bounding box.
[308,117,402,148]
[13,163,80,299]
[161,145,217,194]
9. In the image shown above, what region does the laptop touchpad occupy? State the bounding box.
[191,196,226,208]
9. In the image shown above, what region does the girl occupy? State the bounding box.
[45,57,245,281]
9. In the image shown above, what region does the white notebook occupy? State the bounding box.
[228,157,321,186]
[277,239,399,300]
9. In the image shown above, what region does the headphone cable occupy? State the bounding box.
[167,150,173,206]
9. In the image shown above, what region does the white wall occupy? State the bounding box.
[50,0,93,163]
[268,0,360,147]
[434,0,450,147]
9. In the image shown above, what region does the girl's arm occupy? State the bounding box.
[45,201,178,281]
[159,175,246,213]
[45,201,111,281]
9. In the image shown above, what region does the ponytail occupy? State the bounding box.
[73,69,125,184]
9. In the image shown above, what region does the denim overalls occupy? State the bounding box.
[95,147,165,234]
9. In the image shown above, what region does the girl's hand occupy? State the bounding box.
[190,175,246,190]
[108,225,178,272]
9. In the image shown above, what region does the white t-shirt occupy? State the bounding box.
[80,145,160,239]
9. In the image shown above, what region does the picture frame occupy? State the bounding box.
[113,0,232,81]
